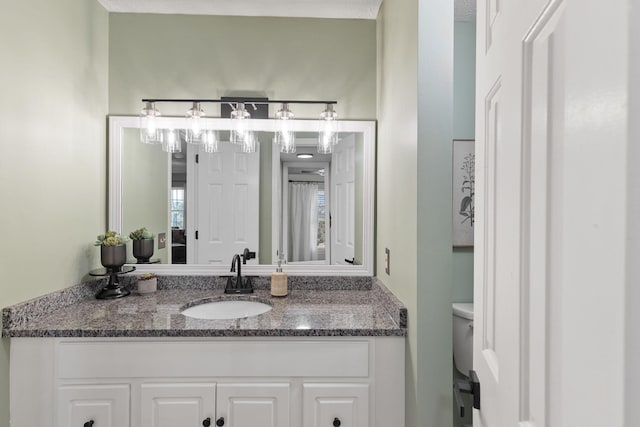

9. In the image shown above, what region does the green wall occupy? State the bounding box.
[378,0,455,426]
[417,0,454,426]
[122,129,169,263]
[0,1,109,425]
[376,1,419,426]
[452,22,476,304]
[108,14,376,119]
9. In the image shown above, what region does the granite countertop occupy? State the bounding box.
[2,276,407,338]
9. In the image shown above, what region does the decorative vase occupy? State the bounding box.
[133,238,154,263]
[100,244,126,270]
[137,277,157,294]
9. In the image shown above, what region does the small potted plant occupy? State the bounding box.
[129,227,155,263]
[137,272,157,294]
[95,231,127,270]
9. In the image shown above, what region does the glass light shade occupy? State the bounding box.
[318,104,338,153]
[140,102,161,144]
[276,131,296,153]
[230,103,251,144]
[275,103,296,153]
[202,130,219,153]
[186,102,205,144]
[241,131,257,153]
[162,129,181,153]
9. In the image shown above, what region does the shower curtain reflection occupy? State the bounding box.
[289,183,319,262]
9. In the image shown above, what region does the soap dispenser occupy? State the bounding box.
[271,257,288,297]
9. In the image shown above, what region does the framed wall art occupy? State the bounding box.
[452,139,475,247]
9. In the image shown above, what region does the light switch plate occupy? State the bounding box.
[385,248,390,275]
[158,232,166,249]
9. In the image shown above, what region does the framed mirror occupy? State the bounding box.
[109,116,375,275]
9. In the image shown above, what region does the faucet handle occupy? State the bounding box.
[242,248,256,264]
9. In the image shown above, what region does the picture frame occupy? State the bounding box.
[452,139,475,247]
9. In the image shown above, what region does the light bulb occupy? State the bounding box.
[186,102,205,144]
[318,104,338,153]
[202,130,219,153]
[275,103,296,153]
[140,102,161,144]
[162,129,181,153]
[242,131,257,153]
[230,103,250,144]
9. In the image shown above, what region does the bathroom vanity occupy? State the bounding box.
[3,277,406,427]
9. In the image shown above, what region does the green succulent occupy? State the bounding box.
[129,227,155,240]
[94,230,127,246]
[139,273,157,281]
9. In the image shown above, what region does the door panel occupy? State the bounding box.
[192,143,260,265]
[331,136,355,265]
[57,384,130,427]
[302,383,369,427]
[474,0,548,426]
[216,383,290,427]
[475,0,630,426]
[140,383,215,427]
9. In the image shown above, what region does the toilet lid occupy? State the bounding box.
[452,303,474,320]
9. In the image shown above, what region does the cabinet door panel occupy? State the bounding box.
[216,383,290,427]
[140,383,216,427]
[57,384,130,427]
[303,384,369,427]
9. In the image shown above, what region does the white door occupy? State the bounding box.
[474,1,631,426]
[140,383,216,427]
[57,384,130,427]
[216,383,290,427]
[191,143,260,265]
[331,135,355,265]
[302,383,369,427]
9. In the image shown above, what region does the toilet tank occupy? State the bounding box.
[452,303,474,377]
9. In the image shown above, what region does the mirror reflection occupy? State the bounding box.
[113,118,373,271]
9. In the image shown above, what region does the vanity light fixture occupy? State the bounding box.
[202,130,219,153]
[318,104,339,154]
[275,103,296,153]
[139,98,338,154]
[161,129,181,153]
[140,102,161,144]
[185,102,205,144]
[241,131,258,154]
[230,102,251,145]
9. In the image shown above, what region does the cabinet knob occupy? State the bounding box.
[84,421,94,427]
[333,418,341,427]
[216,417,225,427]
[202,418,211,427]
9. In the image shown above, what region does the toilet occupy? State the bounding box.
[452,303,474,377]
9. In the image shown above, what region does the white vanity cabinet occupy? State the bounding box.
[10,337,404,427]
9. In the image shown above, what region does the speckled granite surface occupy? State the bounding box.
[2,276,406,338]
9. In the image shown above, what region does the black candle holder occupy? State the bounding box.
[89,265,136,299]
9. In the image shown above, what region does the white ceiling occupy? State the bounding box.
[97,0,476,21]
[97,0,383,20]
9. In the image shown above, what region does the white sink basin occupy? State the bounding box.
[181,300,272,320]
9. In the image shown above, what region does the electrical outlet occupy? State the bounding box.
[157,232,166,249]
[385,248,390,275]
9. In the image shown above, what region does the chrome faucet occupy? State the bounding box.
[225,248,256,293]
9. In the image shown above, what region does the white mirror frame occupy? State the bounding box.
[109,115,375,276]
